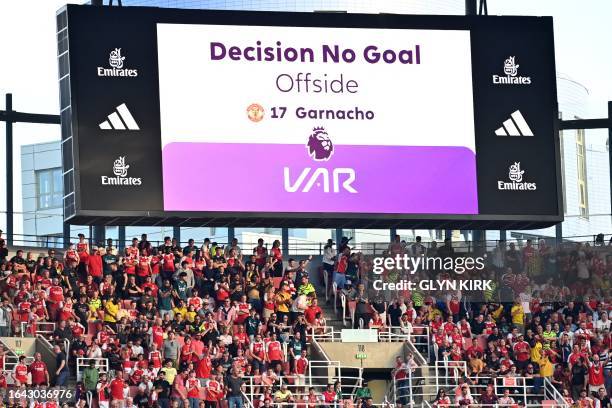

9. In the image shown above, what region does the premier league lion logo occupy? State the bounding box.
[307,127,334,161]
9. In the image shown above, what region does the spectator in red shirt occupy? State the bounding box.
[109,370,127,405]
[322,383,337,406]
[304,297,322,325]
[28,352,49,386]
[86,246,104,284]
[186,370,201,408]
[12,355,28,386]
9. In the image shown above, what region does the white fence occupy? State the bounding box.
[76,357,109,381]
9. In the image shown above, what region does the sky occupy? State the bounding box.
[0,0,611,237]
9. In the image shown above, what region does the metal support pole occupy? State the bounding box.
[472,230,486,254]
[499,230,506,242]
[334,228,343,247]
[609,101,612,218]
[444,230,452,240]
[118,226,126,251]
[173,226,181,245]
[281,227,289,257]
[389,228,397,241]
[227,227,235,244]
[555,223,563,245]
[465,0,477,15]
[92,225,105,247]
[5,94,13,246]
[63,222,71,247]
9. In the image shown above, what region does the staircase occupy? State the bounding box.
[321,299,346,330]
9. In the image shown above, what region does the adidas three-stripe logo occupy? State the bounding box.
[99,103,140,130]
[494,110,533,136]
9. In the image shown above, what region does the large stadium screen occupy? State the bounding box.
[58,5,561,228]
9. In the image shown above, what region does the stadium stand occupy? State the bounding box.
[0,232,609,408]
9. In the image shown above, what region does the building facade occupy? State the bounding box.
[20,141,64,246]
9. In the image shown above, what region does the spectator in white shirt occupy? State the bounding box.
[595,312,610,332]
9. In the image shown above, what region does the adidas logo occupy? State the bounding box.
[494,110,533,137]
[99,103,140,130]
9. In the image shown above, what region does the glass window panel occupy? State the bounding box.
[53,169,63,194]
[37,171,51,194]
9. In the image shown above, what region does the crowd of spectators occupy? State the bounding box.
[366,237,611,408]
[0,231,611,408]
[0,233,348,408]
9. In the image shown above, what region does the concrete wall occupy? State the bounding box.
[1,337,36,357]
[316,342,405,369]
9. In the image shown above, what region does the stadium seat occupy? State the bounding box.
[340,293,347,325]
[541,400,557,408]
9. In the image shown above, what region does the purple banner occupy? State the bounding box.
[162,142,478,214]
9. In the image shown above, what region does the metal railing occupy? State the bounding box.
[20,322,55,338]
[242,360,363,406]
[76,357,109,381]
[392,359,570,408]
[3,355,34,373]
[5,232,612,255]
[543,377,569,407]
[310,326,412,343]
